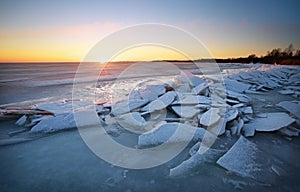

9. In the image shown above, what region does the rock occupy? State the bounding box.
[217,136,280,184]
[171,105,201,119]
[246,112,295,132]
[138,123,207,147]
[277,101,300,119]
[199,108,220,127]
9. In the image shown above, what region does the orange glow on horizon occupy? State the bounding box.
[0,22,267,62]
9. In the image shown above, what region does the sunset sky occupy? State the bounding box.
[0,0,299,62]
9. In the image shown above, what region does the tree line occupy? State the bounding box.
[214,44,300,65]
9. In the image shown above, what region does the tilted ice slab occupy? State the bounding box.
[138,122,208,147]
[142,91,176,113]
[31,110,100,133]
[111,99,149,116]
[184,71,206,87]
[116,112,147,133]
[277,101,300,119]
[226,90,251,103]
[172,94,211,105]
[217,136,282,184]
[138,84,166,101]
[35,101,73,115]
[224,78,251,93]
[244,112,295,132]
[170,144,226,177]
[191,82,208,95]
[199,108,220,127]
[171,105,201,119]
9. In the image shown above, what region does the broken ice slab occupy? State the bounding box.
[278,89,295,95]
[35,101,73,115]
[278,127,299,137]
[141,91,176,113]
[171,105,201,119]
[15,115,28,126]
[184,71,206,87]
[244,112,295,132]
[224,78,251,93]
[236,118,244,136]
[255,113,268,118]
[31,110,101,133]
[0,138,32,146]
[139,84,166,101]
[239,106,253,114]
[231,103,244,108]
[31,114,75,132]
[244,89,263,94]
[111,99,149,116]
[277,101,300,119]
[242,125,255,137]
[116,112,147,133]
[138,122,209,147]
[226,98,240,104]
[172,94,211,105]
[174,73,205,89]
[217,136,280,184]
[170,145,226,177]
[173,75,192,92]
[199,108,220,127]
[225,108,238,122]
[226,90,251,103]
[191,82,208,95]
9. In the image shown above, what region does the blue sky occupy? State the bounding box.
[0,0,299,61]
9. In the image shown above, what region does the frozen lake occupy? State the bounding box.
[0,62,299,192]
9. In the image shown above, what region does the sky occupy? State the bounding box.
[0,0,299,62]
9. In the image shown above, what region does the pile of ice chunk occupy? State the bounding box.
[12,64,300,182]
